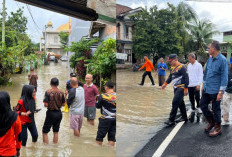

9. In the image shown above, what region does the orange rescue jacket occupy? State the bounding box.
[139,59,155,72]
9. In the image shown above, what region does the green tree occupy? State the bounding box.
[188,18,220,55]
[32,43,40,51]
[68,38,100,79]
[59,31,69,51]
[5,8,27,33]
[176,2,197,54]
[131,4,182,58]
[87,38,116,90]
[0,8,39,84]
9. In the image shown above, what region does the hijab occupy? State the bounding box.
[20,85,35,121]
[0,91,17,137]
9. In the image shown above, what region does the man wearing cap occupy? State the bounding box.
[138,55,155,86]
[161,54,189,126]
[200,41,228,137]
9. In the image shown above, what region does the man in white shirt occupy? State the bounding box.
[187,53,203,113]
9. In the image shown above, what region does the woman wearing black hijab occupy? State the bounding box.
[0,91,22,157]
[16,85,38,146]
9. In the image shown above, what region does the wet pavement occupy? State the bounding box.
[117,69,190,156]
[0,62,115,157]
[136,121,232,157]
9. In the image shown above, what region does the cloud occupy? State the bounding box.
[3,0,80,43]
[130,0,167,10]
[188,1,232,41]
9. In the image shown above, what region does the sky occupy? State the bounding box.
[117,0,232,42]
[0,0,72,43]
[2,0,232,43]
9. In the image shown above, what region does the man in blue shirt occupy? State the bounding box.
[157,58,168,86]
[200,41,228,137]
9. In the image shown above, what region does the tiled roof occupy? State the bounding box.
[116,4,132,16]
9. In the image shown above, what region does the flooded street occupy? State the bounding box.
[116,69,189,156]
[0,62,115,157]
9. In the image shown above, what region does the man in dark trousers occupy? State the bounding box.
[200,41,228,137]
[161,54,189,126]
[138,55,155,86]
[96,81,116,147]
[42,78,65,144]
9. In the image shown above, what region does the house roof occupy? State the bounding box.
[116,4,132,16]
[89,21,106,36]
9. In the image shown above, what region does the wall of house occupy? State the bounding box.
[220,43,232,61]
[67,18,91,58]
[99,24,116,40]
[46,33,62,49]
[223,35,232,42]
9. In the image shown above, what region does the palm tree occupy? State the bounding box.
[188,18,220,55]
[176,2,197,54]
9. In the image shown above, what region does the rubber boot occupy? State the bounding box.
[209,123,222,137]
[205,116,215,132]
[189,112,195,123]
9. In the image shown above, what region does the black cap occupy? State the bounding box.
[70,73,76,77]
[167,54,177,62]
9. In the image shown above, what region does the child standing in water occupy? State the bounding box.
[16,85,38,146]
[28,68,38,92]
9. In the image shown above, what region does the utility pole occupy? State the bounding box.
[2,0,6,48]
[44,25,47,52]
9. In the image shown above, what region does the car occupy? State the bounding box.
[60,56,68,61]
[49,56,55,61]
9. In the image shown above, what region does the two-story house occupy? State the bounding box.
[116,4,142,64]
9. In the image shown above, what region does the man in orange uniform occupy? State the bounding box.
[138,55,155,86]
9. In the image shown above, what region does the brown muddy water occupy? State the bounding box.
[0,62,115,157]
[116,69,190,157]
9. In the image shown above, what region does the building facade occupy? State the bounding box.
[116,4,142,64]
[40,20,70,56]
[219,30,232,61]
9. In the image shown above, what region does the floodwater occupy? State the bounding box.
[0,62,115,157]
[116,69,189,157]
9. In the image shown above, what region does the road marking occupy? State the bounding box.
[152,121,185,157]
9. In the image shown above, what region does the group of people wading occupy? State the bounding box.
[0,68,116,157]
[139,41,231,137]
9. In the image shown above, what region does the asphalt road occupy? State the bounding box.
[136,117,232,157]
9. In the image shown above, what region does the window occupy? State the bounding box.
[224,31,232,36]
[126,26,129,39]
[117,23,121,39]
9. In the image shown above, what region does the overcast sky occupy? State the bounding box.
[117,0,232,42]
[1,0,71,43]
[2,0,232,43]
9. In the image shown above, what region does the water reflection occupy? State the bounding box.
[0,62,115,157]
[117,69,188,156]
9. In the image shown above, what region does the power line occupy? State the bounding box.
[14,1,41,40]
[26,4,42,30]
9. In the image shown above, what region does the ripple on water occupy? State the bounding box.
[0,62,115,157]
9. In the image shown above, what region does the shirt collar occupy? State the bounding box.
[213,53,220,60]
[86,83,93,87]
[191,60,197,65]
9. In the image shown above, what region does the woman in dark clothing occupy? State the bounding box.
[16,85,38,146]
[0,91,22,157]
